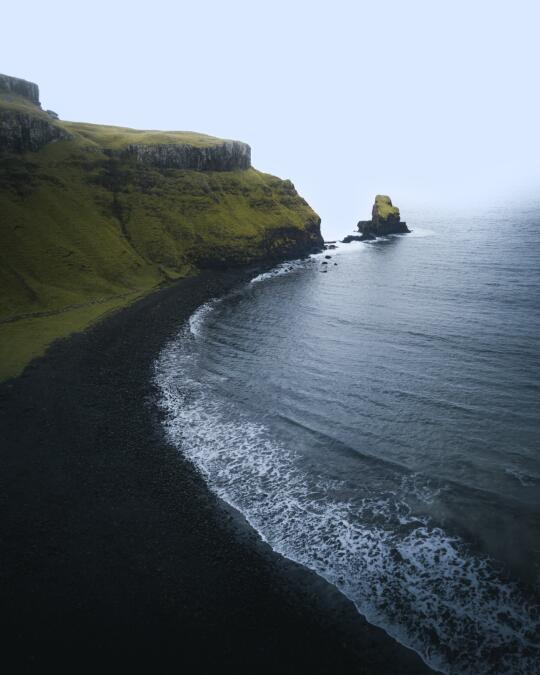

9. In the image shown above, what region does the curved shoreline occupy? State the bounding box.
[0,266,432,672]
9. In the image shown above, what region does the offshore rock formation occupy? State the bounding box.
[358,195,410,237]
[121,139,251,171]
[0,73,40,106]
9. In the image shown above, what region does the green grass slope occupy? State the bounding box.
[64,121,229,149]
[373,194,400,221]
[0,92,321,380]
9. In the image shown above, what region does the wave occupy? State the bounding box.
[250,258,317,284]
[155,301,540,675]
[504,467,538,488]
[188,299,221,337]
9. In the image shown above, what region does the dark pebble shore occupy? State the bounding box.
[0,267,433,673]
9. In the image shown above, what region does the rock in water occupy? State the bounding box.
[341,233,375,244]
[357,195,410,237]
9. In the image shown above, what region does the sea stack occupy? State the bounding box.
[357,195,410,237]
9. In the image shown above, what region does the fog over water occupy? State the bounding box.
[2,0,539,238]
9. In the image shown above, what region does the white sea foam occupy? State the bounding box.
[155,317,540,675]
[249,243,369,286]
[504,467,537,487]
[408,227,436,238]
[250,258,316,284]
[189,299,221,337]
[321,240,371,255]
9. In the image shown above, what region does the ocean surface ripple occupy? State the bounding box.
[155,203,540,674]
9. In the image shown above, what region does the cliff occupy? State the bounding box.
[357,195,410,237]
[0,74,323,379]
[0,73,40,105]
[0,76,71,152]
[0,107,71,152]
[122,140,251,170]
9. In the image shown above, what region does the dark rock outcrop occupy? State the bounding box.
[193,217,323,269]
[121,140,251,171]
[357,195,410,237]
[0,74,40,106]
[0,74,70,153]
[264,217,324,259]
[0,110,71,153]
[356,220,372,231]
[341,233,375,244]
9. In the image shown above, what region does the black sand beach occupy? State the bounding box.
[0,268,432,673]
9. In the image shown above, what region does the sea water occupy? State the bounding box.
[155,201,540,674]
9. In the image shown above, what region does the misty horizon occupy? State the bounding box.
[3,0,539,238]
[2,3,540,671]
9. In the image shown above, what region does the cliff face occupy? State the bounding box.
[0,74,71,153]
[122,140,251,171]
[0,74,322,379]
[0,74,40,106]
[0,109,71,153]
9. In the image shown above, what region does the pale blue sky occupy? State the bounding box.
[2,0,539,238]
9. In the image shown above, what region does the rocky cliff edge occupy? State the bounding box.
[0,74,323,379]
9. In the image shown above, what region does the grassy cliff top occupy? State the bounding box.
[374,194,400,220]
[63,121,236,149]
[0,92,50,117]
[0,91,239,150]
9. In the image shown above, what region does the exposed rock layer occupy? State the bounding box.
[121,140,251,171]
[193,219,323,269]
[0,110,70,153]
[0,74,40,106]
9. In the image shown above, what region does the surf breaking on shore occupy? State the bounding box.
[154,272,540,675]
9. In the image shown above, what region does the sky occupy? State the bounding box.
[2,0,539,239]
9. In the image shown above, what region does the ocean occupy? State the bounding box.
[155,201,540,674]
